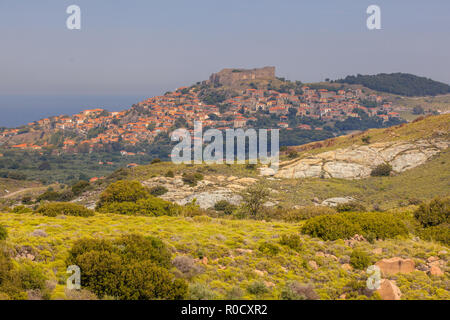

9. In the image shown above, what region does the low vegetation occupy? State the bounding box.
[36,202,94,217]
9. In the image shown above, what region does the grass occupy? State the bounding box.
[0,211,448,300]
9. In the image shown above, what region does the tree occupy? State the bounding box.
[241,183,270,216]
[38,161,51,171]
[412,106,425,115]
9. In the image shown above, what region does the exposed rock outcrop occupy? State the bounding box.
[275,139,448,180]
[375,257,415,275]
[377,279,402,300]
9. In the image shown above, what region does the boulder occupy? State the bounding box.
[308,261,318,270]
[429,265,444,276]
[375,257,415,275]
[321,197,354,207]
[376,280,402,300]
[259,167,276,176]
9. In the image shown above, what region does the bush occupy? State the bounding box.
[414,197,449,228]
[71,180,90,196]
[247,281,268,297]
[301,214,360,241]
[165,170,175,178]
[36,189,74,202]
[21,196,33,205]
[280,282,319,300]
[36,202,94,217]
[279,234,303,251]
[419,224,450,246]
[336,202,366,213]
[287,150,299,159]
[11,206,33,214]
[149,186,168,197]
[189,283,216,300]
[213,200,236,215]
[18,263,46,291]
[371,163,393,177]
[301,212,408,241]
[182,173,203,186]
[117,261,187,300]
[258,242,280,256]
[98,196,178,217]
[151,158,161,164]
[242,183,270,216]
[67,235,186,300]
[172,256,203,277]
[0,226,7,241]
[36,190,62,202]
[350,250,372,270]
[97,180,149,208]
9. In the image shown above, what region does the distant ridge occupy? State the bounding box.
[335,73,450,97]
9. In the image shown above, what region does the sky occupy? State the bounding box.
[0,0,449,126]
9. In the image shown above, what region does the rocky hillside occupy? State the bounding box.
[274,114,449,180]
[275,139,448,179]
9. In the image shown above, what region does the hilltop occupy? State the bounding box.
[336,73,450,97]
[1,68,449,185]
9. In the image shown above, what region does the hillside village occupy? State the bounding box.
[0,67,403,154]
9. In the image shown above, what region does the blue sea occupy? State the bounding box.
[0,94,159,128]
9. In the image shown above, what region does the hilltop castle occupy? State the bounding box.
[208,66,276,87]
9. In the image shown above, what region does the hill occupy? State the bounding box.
[0,114,448,301]
[336,73,450,97]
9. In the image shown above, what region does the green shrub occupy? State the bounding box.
[98,196,178,217]
[247,281,268,297]
[188,283,217,300]
[214,200,236,215]
[182,173,203,186]
[18,263,46,291]
[414,197,449,227]
[301,212,408,241]
[350,250,372,270]
[97,180,149,208]
[67,234,186,300]
[11,206,33,214]
[165,170,175,178]
[370,163,392,177]
[71,180,90,196]
[151,158,161,164]
[419,224,450,246]
[36,190,62,202]
[114,234,172,268]
[117,260,187,300]
[242,183,270,216]
[287,150,299,159]
[21,196,33,205]
[258,242,280,256]
[336,202,366,213]
[301,214,361,241]
[149,186,168,197]
[279,234,303,251]
[37,189,74,202]
[0,226,7,241]
[36,202,94,217]
[280,282,319,300]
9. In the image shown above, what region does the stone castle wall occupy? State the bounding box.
[209,67,276,87]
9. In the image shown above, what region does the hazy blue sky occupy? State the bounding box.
[0,0,449,126]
